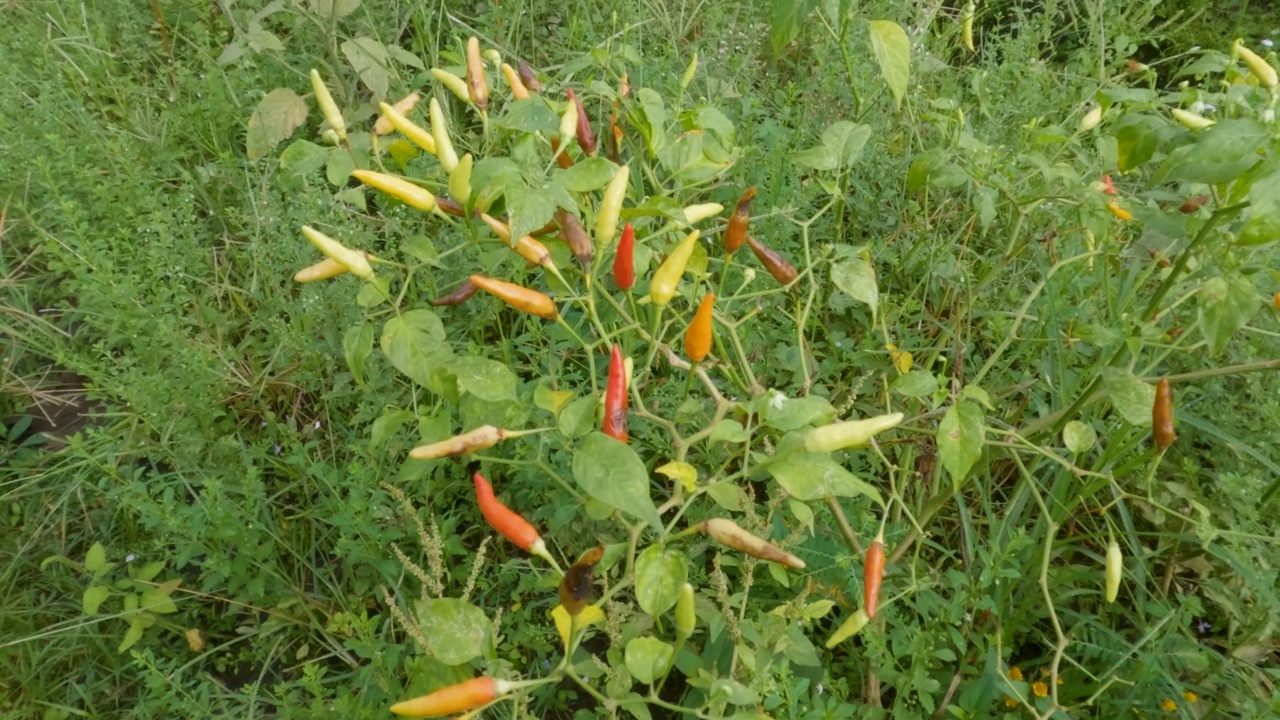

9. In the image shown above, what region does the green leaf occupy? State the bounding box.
[1198,275,1260,355]
[326,146,354,186]
[760,394,836,431]
[279,140,329,177]
[312,0,361,21]
[504,182,560,245]
[768,452,884,504]
[341,37,390,100]
[709,419,749,444]
[118,618,145,653]
[246,88,308,161]
[892,370,937,398]
[868,20,911,109]
[1157,120,1267,185]
[343,323,374,386]
[1239,169,1280,246]
[553,158,619,192]
[624,636,675,685]
[85,542,107,574]
[1063,420,1097,453]
[558,395,599,438]
[937,401,984,488]
[403,236,440,266]
[822,121,872,166]
[380,310,451,387]
[706,483,746,511]
[770,0,820,58]
[830,256,878,319]
[449,357,517,402]
[975,185,998,230]
[1100,368,1156,426]
[1111,116,1160,173]
[139,589,178,615]
[413,597,491,666]
[634,545,689,616]
[83,585,110,615]
[133,561,166,583]
[572,433,664,531]
[494,98,559,134]
[369,409,414,452]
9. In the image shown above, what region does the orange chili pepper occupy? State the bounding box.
[864,533,885,618]
[472,472,542,551]
[1153,377,1176,449]
[550,135,574,169]
[684,293,715,362]
[470,274,557,318]
[612,222,635,290]
[390,676,507,717]
[724,187,756,253]
[602,345,628,443]
[465,36,488,110]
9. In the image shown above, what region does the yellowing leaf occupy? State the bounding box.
[551,603,605,651]
[886,343,913,373]
[655,461,698,492]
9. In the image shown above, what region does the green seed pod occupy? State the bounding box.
[675,582,695,640]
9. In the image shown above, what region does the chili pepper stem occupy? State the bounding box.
[644,303,666,369]
[555,316,599,394]
[680,362,699,402]
[717,250,735,298]
[529,539,564,576]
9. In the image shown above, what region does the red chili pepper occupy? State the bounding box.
[745,235,798,285]
[607,106,623,163]
[566,88,597,156]
[1152,377,1176,449]
[431,278,479,306]
[613,222,635,290]
[602,345,629,443]
[724,187,756,253]
[473,472,541,551]
[864,534,885,618]
[1100,175,1117,196]
[684,292,715,363]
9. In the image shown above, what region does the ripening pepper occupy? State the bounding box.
[700,518,805,569]
[566,88,597,156]
[1152,377,1176,449]
[472,472,543,549]
[470,274,557,318]
[550,135,574,169]
[410,425,505,460]
[556,208,593,268]
[1105,539,1123,603]
[864,534,885,618]
[1179,194,1211,213]
[373,92,422,136]
[1172,107,1214,129]
[607,106,623,163]
[1078,105,1103,132]
[435,197,468,218]
[682,203,724,226]
[825,608,870,648]
[602,345,629,443]
[1107,200,1133,221]
[501,63,530,99]
[465,36,488,110]
[429,97,459,172]
[479,214,554,269]
[685,293,715,362]
[1234,38,1278,88]
[596,165,629,247]
[390,676,510,717]
[431,278,479,306]
[613,222,636,289]
[724,187,756,253]
[378,101,436,154]
[649,230,700,305]
[559,98,578,147]
[803,412,905,453]
[309,69,346,141]
[430,67,471,103]
[301,226,373,279]
[517,60,542,92]
[352,170,437,212]
[745,236,798,285]
[294,257,348,283]
[675,582,696,640]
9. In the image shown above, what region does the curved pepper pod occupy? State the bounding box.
[294,257,348,283]
[428,97,459,172]
[1152,377,1176,449]
[352,170,437,213]
[602,345,629,443]
[378,101,436,154]
[566,88,597,156]
[864,535,885,618]
[649,230,699,306]
[803,412,904,453]
[431,278,479,306]
[430,67,470,103]
[465,36,489,110]
[470,274,557,318]
[745,235,798,285]
[825,608,870,649]
[501,63,529,99]
[685,293,715,363]
[557,208,593,268]
[724,186,756,253]
[309,68,346,141]
[300,226,373,279]
[517,60,542,92]
[596,165,629,247]
[700,518,805,569]
[1234,38,1278,88]
[410,425,504,460]
[1105,539,1123,603]
[390,676,511,717]
[373,92,422,136]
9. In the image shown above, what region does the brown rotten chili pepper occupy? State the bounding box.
[1179,194,1211,214]
[465,36,488,110]
[517,60,541,92]
[411,425,503,459]
[436,197,470,218]
[470,274,558,318]
[559,545,605,616]
[602,345,628,443]
[431,278,479,306]
[1153,377,1176,449]
[745,235,798,285]
[556,208,593,268]
[724,187,756,253]
[566,88,597,156]
[700,518,805,569]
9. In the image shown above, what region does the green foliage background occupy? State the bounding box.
[1,0,1277,718]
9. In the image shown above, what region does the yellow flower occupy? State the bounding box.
[1183,690,1198,703]
[551,603,604,652]
[1004,696,1018,708]
[1162,698,1178,712]
[1009,666,1024,681]
[1032,681,1048,698]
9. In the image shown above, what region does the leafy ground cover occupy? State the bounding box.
[1,0,1278,718]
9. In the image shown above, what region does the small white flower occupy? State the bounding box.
[1202,103,1216,113]
[1190,100,1206,114]
[769,391,786,410]
[1264,39,1275,48]
[314,420,321,429]
[125,553,136,563]
[1191,45,1201,51]
[816,683,824,695]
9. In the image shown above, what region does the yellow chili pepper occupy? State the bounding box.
[351,170,437,212]
[430,67,471,103]
[1234,38,1278,88]
[300,226,373,279]
[471,274,558,318]
[1105,539,1123,603]
[803,412,905,452]
[682,203,723,226]
[429,97,459,172]
[1171,108,1214,129]
[378,101,436,154]
[649,230,699,305]
[373,92,422,136]
[501,63,530,99]
[465,37,488,110]
[449,153,473,204]
[410,425,504,460]
[825,608,870,648]
[293,257,348,283]
[595,165,629,247]
[1108,200,1133,221]
[309,69,346,141]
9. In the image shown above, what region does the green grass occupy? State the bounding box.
[2,0,1279,718]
